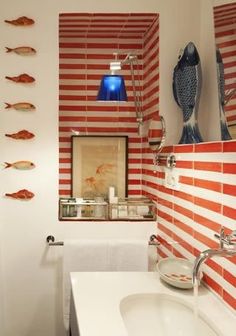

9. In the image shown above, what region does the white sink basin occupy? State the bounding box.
[120,293,223,336]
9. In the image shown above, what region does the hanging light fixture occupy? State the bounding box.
[97,52,143,133]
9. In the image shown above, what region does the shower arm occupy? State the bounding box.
[111,53,143,134]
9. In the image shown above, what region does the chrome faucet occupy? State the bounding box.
[193,228,236,286]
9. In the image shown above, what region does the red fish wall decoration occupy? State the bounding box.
[5,73,35,83]
[5,46,36,56]
[4,16,35,26]
[5,130,35,140]
[3,161,35,170]
[5,189,35,200]
[5,102,36,111]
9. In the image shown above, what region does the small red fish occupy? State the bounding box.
[5,130,35,140]
[5,73,35,83]
[4,161,35,170]
[4,102,36,111]
[4,16,35,26]
[5,46,36,55]
[96,163,115,175]
[5,189,34,200]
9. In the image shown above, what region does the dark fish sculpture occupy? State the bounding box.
[5,189,34,200]
[5,130,35,140]
[216,48,232,140]
[5,73,35,83]
[173,42,203,144]
[4,16,34,26]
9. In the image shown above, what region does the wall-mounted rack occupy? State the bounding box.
[46,234,161,247]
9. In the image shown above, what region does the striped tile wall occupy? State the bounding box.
[156,141,236,311]
[59,13,159,197]
[140,16,160,203]
[214,3,236,131]
[58,12,235,311]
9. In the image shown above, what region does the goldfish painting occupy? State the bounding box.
[84,176,106,194]
[96,163,115,175]
[3,161,35,170]
[5,189,34,200]
[5,102,36,111]
[5,130,35,140]
[5,46,36,56]
[4,16,35,26]
[5,73,35,83]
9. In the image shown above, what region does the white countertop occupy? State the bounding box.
[70,272,235,336]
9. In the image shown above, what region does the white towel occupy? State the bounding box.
[108,239,148,271]
[63,239,109,332]
[63,238,148,333]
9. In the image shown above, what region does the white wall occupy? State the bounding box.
[0,1,219,335]
[0,220,5,335]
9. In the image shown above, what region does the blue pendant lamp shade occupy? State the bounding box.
[97,75,127,101]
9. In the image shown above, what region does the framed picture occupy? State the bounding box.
[72,135,128,199]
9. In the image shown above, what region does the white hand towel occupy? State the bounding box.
[63,238,148,333]
[63,239,109,332]
[108,239,148,271]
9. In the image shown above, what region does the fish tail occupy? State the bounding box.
[5,76,12,80]
[5,134,11,137]
[4,103,11,109]
[4,20,11,24]
[4,162,12,169]
[5,47,12,53]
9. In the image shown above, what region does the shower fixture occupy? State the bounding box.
[97,52,143,134]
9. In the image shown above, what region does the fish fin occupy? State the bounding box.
[5,47,12,53]
[172,81,181,107]
[4,162,12,169]
[4,103,11,109]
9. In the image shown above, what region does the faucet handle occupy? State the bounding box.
[227,230,236,245]
[214,228,227,248]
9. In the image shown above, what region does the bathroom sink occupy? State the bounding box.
[120,293,222,336]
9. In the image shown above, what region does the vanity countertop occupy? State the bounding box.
[70,272,235,336]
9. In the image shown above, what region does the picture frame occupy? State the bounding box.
[71,135,128,199]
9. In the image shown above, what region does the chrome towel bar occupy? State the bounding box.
[46,234,160,246]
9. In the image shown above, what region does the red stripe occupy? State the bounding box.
[194,142,222,152]
[223,163,236,174]
[223,205,236,220]
[173,217,193,236]
[223,183,236,196]
[194,161,222,172]
[223,290,236,310]
[194,197,221,213]
[174,204,193,219]
[204,274,223,297]
[223,140,236,152]
[194,178,222,193]
[194,214,221,232]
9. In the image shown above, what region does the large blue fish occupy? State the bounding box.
[216,48,232,140]
[173,42,203,143]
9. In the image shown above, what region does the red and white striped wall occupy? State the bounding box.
[153,141,236,311]
[59,13,159,197]
[59,12,235,311]
[214,3,236,129]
